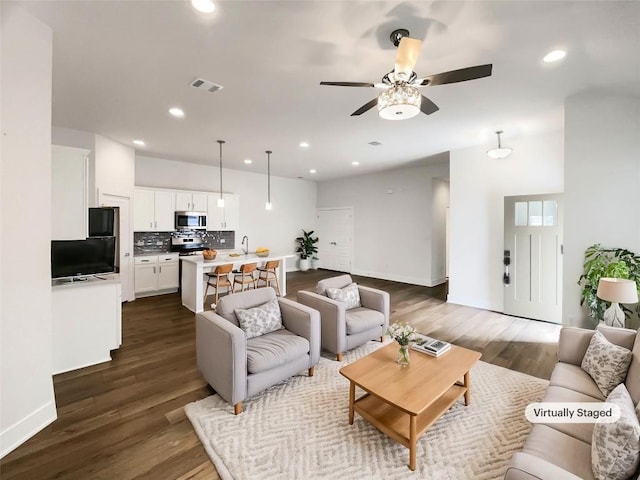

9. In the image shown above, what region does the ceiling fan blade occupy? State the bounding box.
[420,95,439,115]
[394,37,422,77]
[415,64,493,86]
[320,81,375,88]
[351,98,378,116]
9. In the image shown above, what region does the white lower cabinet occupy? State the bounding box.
[52,276,122,374]
[135,254,179,297]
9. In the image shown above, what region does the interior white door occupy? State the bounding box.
[504,194,563,323]
[317,208,353,272]
[100,193,135,302]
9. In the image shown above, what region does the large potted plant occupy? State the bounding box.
[578,243,640,323]
[296,229,318,272]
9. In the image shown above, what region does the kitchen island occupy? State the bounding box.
[180,252,294,313]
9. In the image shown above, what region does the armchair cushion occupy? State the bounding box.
[326,282,361,310]
[346,308,385,335]
[582,331,633,397]
[235,299,283,339]
[591,383,640,480]
[246,329,310,374]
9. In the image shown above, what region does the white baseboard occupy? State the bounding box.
[1,400,57,458]
[447,293,502,312]
[351,269,446,288]
[53,355,112,375]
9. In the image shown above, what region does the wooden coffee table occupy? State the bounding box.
[339,342,482,470]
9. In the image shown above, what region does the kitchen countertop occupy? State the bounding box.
[180,251,294,265]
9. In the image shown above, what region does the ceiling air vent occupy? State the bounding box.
[189,78,224,93]
[368,141,383,146]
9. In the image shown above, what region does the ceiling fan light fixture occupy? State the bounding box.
[487,130,512,159]
[378,85,421,120]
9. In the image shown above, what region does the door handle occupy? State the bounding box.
[159,266,162,273]
[154,221,157,228]
[124,253,130,257]
[330,241,337,245]
[503,250,511,285]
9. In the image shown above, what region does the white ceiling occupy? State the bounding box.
[11,0,640,180]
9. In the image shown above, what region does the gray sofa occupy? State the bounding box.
[195,288,320,414]
[505,324,640,480]
[296,274,389,361]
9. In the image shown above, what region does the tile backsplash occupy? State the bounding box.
[134,231,172,255]
[133,231,235,255]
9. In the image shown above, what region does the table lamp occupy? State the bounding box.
[596,278,639,328]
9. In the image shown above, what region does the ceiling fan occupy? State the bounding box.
[320,29,493,120]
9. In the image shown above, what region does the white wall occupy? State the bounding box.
[317,159,450,286]
[431,178,450,284]
[52,127,96,201]
[135,156,317,269]
[1,6,57,457]
[563,92,640,328]
[448,130,564,311]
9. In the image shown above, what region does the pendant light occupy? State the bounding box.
[487,130,512,159]
[217,140,225,207]
[265,150,272,211]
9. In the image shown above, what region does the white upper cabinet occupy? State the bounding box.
[52,145,90,240]
[176,191,207,212]
[133,188,176,231]
[207,193,240,231]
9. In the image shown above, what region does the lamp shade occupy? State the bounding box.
[596,278,639,304]
[378,85,421,120]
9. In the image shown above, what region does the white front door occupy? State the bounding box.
[100,193,135,302]
[504,194,563,323]
[317,208,353,272]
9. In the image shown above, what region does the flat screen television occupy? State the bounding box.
[51,237,116,279]
[88,207,115,237]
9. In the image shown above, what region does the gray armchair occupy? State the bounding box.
[297,274,390,361]
[196,287,320,414]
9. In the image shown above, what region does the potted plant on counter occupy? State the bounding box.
[296,229,318,272]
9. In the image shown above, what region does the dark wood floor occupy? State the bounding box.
[0,270,561,479]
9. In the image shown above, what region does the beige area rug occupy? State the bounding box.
[185,342,548,480]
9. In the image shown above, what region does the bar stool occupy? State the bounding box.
[204,264,233,305]
[232,263,258,292]
[256,260,281,296]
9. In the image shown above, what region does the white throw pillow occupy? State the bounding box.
[235,299,283,339]
[592,384,640,480]
[581,331,633,397]
[326,282,361,310]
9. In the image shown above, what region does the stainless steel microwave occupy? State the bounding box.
[174,211,207,230]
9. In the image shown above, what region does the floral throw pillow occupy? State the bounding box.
[581,331,633,397]
[235,299,283,339]
[326,282,361,310]
[592,384,640,480]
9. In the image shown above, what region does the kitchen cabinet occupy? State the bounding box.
[207,193,240,231]
[52,275,122,374]
[52,145,90,240]
[175,191,207,212]
[134,253,179,297]
[133,188,175,231]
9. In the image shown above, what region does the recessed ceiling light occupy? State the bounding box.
[543,49,566,63]
[133,139,145,146]
[309,169,317,174]
[352,161,360,167]
[299,141,310,148]
[244,159,252,164]
[191,0,215,14]
[169,107,185,118]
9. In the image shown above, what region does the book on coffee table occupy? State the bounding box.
[411,333,451,357]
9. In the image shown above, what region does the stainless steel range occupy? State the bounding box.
[171,231,205,255]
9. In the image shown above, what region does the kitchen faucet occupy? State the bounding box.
[241,235,249,255]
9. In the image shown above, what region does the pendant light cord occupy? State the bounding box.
[266,150,272,205]
[217,140,225,200]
